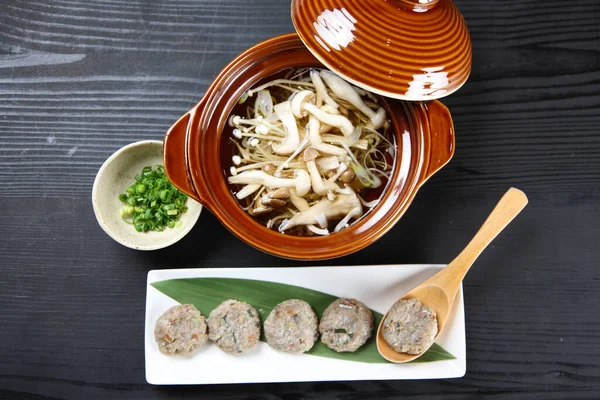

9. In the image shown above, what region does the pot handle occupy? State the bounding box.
[421,100,455,184]
[163,111,203,203]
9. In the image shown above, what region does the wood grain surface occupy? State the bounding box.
[1,0,599,399]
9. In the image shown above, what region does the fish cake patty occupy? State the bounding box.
[207,299,261,354]
[154,304,208,355]
[319,298,373,352]
[264,299,318,353]
[382,298,438,355]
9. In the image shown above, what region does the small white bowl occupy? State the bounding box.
[92,140,202,250]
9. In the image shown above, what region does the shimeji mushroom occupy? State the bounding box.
[288,188,309,211]
[310,69,338,108]
[228,170,311,197]
[228,170,296,188]
[319,70,387,129]
[288,188,329,236]
[292,91,351,156]
[291,88,355,137]
[294,169,311,197]
[260,187,290,209]
[271,101,300,155]
[307,115,346,156]
[290,90,314,118]
[235,184,261,200]
[303,147,339,195]
[303,103,355,137]
[315,155,340,173]
[279,188,363,232]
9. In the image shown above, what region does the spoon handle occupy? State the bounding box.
[430,187,529,299]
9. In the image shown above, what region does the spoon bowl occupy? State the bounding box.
[377,188,528,363]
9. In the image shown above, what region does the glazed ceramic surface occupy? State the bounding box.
[92,140,202,251]
[291,0,472,101]
[163,34,454,260]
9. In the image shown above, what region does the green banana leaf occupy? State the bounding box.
[151,277,455,363]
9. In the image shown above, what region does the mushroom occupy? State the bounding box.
[333,205,363,232]
[262,163,277,175]
[310,69,338,108]
[260,188,289,208]
[235,183,261,200]
[249,205,273,216]
[307,225,330,236]
[303,103,355,137]
[269,188,290,200]
[303,147,338,195]
[228,169,312,198]
[320,104,340,115]
[307,115,346,156]
[294,169,311,197]
[260,195,286,208]
[274,134,310,175]
[339,169,356,184]
[292,92,341,141]
[271,101,300,155]
[288,188,309,211]
[290,90,314,118]
[228,170,296,189]
[307,114,321,146]
[319,124,333,134]
[319,70,387,129]
[326,162,349,184]
[279,190,363,232]
[315,156,340,173]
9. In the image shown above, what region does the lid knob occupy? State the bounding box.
[395,0,440,12]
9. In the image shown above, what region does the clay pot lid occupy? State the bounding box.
[291,0,472,101]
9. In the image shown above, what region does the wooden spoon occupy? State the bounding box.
[376,187,528,363]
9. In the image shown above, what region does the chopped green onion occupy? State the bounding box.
[238,91,249,104]
[351,163,372,188]
[159,189,170,202]
[119,165,189,232]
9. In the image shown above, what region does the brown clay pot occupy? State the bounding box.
[163,33,454,260]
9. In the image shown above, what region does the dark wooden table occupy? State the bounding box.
[1,0,599,399]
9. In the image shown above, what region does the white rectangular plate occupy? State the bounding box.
[145,265,466,385]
